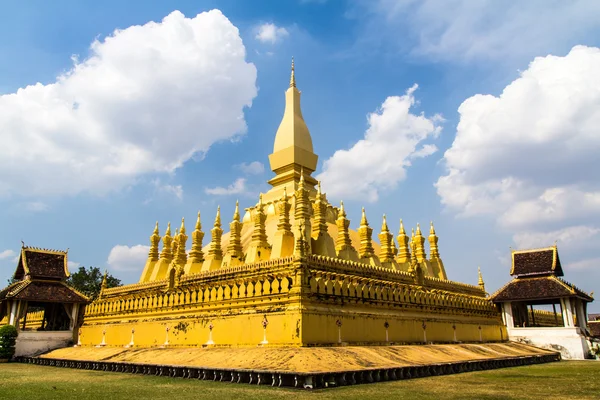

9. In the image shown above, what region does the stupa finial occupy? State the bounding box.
[361,207,368,225]
[290,56,296,88]
[214,206,221,227]
[195,212,201,231]
[478,266,485,292]
[233,200,240,221]
[381,214,389,232]
[180,217,186,235]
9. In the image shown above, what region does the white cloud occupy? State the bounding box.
[0,10,257,198]
[68,261,81,270]
[0,250,16,260]
[366,0,600,62]
[437,46,600,229]
[437,46,600,258]
[317,84,442,202]
[107,244,150,271]
[236,161,265,175]
[205,177,247,196]
[567,257,600,270]
[22,201,49,212]
[152,179,183,200]
[513,226,600,250]
[255,23,289,44]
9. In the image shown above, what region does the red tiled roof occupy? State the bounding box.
[14,248,69,281]
[1,280,87,303]
[510,246,563,277]
[490,275,592,303]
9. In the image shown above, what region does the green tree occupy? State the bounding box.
[67,266,121,300]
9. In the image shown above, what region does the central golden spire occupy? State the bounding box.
[267,58,318,197]
[290,57,296,88]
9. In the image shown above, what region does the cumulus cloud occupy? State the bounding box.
[0,250,16,260]
[317,84,442,202]
[568,257,600,270]
[68,261,81,270]
[107,244,150,271]
[513,226,600,250]
[255,23,289,44]
[363,0,600,62]
[0,10,257,198]
[236,161,265,175]
[437,45,600,250]
[205,177,247,195]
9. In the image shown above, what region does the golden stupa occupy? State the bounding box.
[79,60,505,347]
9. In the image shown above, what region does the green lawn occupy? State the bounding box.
[0,361,598,400]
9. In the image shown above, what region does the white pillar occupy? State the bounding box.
[575,299,587,330]
[8,301,17,325]
[70,304,79,331]
[564,298,574,327]
[503,302,514,328]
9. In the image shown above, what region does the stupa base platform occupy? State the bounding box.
[17,342,560,389]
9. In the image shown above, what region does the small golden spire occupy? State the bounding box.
[233,200,240,221]
[339,200,346,217]
[299,166,305,185]
[430,221,436,235]
[290,56,296,88]
[381,214,389,232]
[214,206,221,227]
[416,223,422,236]
[361,207,368,225]
[258,193,263,208]
[317,181,322,197]
[166,222,171,236]
[153,221,159,235]
[399,219,406,234]
[180,217,186,235]
[195,212,201,231]
[478,266,485,292]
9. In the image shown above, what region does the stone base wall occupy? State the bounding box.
[15,331,74,357]
[507,327,591,359]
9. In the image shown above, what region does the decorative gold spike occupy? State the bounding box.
[148,221,161,262]
[225,200,244,265]
[396,218,411,264]
[429,220,440,259]
[414,223,427,262]
[478,267,485,292]
[379,214,395,263]
[188,212,204,264]
[159,222,174,263]
[233,200,240,221]
[290,56,296,88]
[358,207,375,260]
[214,206,221,227]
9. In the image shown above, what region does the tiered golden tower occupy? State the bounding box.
[79,61,504,347]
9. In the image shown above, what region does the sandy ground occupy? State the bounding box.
[41,342,553,373]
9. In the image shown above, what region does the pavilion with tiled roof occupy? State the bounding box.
[0,245,89,356]
[490,245,595,359]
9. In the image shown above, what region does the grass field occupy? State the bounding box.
[0,361,598,399]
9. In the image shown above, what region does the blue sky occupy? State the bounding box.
[1,0,600,311]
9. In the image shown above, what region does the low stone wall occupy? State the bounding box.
[15,331,74,357]
[508,327,591,359]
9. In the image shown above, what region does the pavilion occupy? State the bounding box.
[490,245,595,359]
[0,245,89,356]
